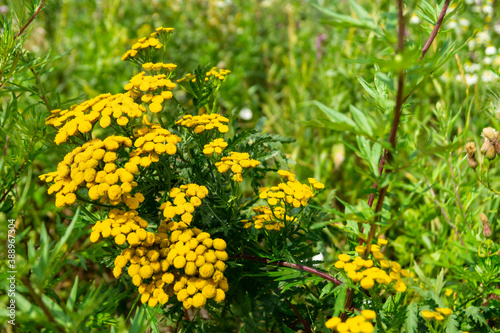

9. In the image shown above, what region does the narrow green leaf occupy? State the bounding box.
[66,275,79,312]
[313,101,356,131]
[350,105,373,136]
[333,284,348,317]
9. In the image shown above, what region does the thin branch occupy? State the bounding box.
[13,1,47,41]
[285,298,312,333]
[232,253,342,286]
[30,67,51,112]
[418,0,451,61]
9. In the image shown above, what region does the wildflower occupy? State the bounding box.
[421,310,435,319]
[465,142,478,169]
[479,213,492,238]
[176,113,230,134]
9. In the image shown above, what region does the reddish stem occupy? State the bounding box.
[285,298,312,333]
[232,253,342,286]
[418,0,451,61]
[13,1,47,41]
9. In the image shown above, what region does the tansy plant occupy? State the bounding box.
[39,27,329,330]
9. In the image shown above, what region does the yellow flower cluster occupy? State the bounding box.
[176,67,231,83]
[90,209,149,245]
[241,170,323,230]
[39,136,144,208]
[420,308,453,321]
[241,206,293,230]
[259,170,323,208]
[203,138,228,155]
[160,184,208,223]
[121,27,174,61]
[176,113,230,134]
[124,72,176,113]
[215,152,260,182]
[109,186,228,309]
[325,311,376,333]
[46,93,144,145]
[142,62,177,74]
[130,125,181,167]
[334,239,408,292]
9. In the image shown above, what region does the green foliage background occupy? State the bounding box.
[1,0,499,332]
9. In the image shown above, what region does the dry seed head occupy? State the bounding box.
[480,213,492,238]
[482,127,497,141]
[465,142,476,157]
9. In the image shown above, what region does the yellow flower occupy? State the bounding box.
[361,310,376,320]
[199,263,215,278]
[325,317,341,329]
[394,279,407,292]
[420,310,435,319]
[192,293,207,308]
[360,277,374,289]
[214,289,225,302]
[338,254,351,262]
[435,308,452,316]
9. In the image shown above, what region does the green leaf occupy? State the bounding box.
[313,101,356,131]
[463,306,488,326]
[349,105,373,136]
[333,284,348,317]
[130,306,146,333]
[66,275,79,312]
[445,313,460,333]
[405,303,419,333]
[282,323,296,333]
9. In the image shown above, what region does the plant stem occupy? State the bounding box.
[13,0,47,41]
[285,298,312,333]
[30,67,52,112]
[418,0,451,61]
[232,253,342,286]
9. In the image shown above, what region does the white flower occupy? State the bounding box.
[476,31,491,45]
[465,74,478,86]
[410,14,420,24]
[239,108,253,120]
[483,5,493,14]
[481,71,497,83]
[485,45,496,56]
[459,18,470,27]
[483,57,492,65]
[447,20,458,29]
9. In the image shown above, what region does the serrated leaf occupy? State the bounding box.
[405,303,419,333]
[445,313,460,333]
[464,306,487,326]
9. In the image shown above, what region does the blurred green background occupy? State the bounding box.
[2,0,500,331]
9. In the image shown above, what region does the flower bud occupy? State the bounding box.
[486,146,496,160]
[494,141,500,155]
[468,157,478,169]
[481,139,492,154]
[482,127,497,141]
[480,213,492,238]
[465,142,476,157]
